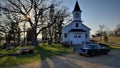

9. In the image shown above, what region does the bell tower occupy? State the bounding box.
[73,1,82,22]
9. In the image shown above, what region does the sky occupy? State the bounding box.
[0,0,120,38]
[60,0,120,35]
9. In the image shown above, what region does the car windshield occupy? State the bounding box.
[83,45,91,48]
[83,44,101,49]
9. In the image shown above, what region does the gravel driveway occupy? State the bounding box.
[11,49,120,68]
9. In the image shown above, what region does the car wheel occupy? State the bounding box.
[103,52,108,55]
[79,53,83,56]
[89,52,95,57]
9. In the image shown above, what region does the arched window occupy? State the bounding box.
[76,23,78,27]
[78,36,81,38]
[86,33,87,38]
[64,33,67,38]
[74,35,77,38]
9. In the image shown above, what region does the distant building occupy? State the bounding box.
[62,1,91,45]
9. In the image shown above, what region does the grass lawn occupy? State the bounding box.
[108,37,120,43]
[109,44,120,49]
[100,37,120,49]
[107,37,120,49]
[91,36,120,49]
[0,46,19,55]
[0,44,72,68]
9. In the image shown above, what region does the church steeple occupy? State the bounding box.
[73,0,81,12]
[73,1,82,22]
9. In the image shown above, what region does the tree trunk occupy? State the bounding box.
[13,32,16,46]
[17,32,20,45]
[32,29,38,46]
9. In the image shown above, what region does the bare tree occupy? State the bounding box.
[54,7,69,43]
[41,3,70,44]
[26,28,33,45]
[0,12,22,47]
[0,0,56,45]
[96,24,105,43]
[0,21,11,45]
[114,24,120,37]
[0,32,4,45]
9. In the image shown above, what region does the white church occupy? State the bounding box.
[62,1,91,46]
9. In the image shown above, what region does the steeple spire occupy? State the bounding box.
[73,0,81,12]
[72,0,82,22]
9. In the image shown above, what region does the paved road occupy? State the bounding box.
[11,50,120,68]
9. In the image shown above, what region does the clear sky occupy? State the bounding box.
[60,0,120,35]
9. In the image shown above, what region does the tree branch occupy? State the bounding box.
[17,0,27,13]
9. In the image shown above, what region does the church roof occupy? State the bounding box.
[73,1,81,12]
[69,29,86,32]
[62,22,91,31]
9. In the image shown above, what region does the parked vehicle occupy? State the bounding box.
[73,44,110,57]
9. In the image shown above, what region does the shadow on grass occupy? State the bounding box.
[0,44,72,67]
[0,46,40,67]
[35,44,71,61]
[0,54,39,66]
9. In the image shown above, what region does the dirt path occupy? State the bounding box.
[11,50,120,68]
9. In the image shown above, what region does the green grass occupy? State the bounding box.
[0,54,40,68]
[35,44,72,60]
[0,46,19,55]
[0,44,72,68]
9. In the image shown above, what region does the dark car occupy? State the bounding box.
[73,44,110,57]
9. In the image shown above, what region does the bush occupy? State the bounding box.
[62,42,70,48]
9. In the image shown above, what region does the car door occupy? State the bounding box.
[96,45,102,54]
[91,45,99,54]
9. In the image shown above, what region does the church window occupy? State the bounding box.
[64,33,67,38]
[74,35,77,38]
[86,33,87,38]
[74,33,77,38]
[74,33,81,38]
[76,23,78,27]
[78,36,81,38]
